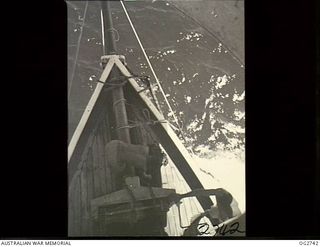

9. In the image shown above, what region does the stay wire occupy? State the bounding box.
[119,1,163,111]
[120,1,194,155]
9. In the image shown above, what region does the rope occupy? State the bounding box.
[120,1,163,112]
[100,9,105,55]
[106,27,120,42]
[68,0,89,98]
[120,1,194,155]
[142,108,167,125]
[112,98,127,109]
[115,108,167,130]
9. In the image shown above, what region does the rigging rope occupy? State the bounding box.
[120,1,195,156]
[68,0,89,98]
[120,1,179,126]
[100,9,106,55]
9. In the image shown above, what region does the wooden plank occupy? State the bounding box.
[170,166,190,229]
[69,172,81,236]
[172,166,202,224]
[75,174,81,236]
[171,204,181,236]
[91,135,102,198]
[80,164,88,235]
[100,118,110,147]
[100,124,113,194]
[99,115,114,193]
[163,164,182,236]
[68,174,76,236]
[161,166,169,186]
[96,131,107,195]
[85,148,94,236]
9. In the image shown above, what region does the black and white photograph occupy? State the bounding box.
[67,0,245,237]
[2,0,318,242]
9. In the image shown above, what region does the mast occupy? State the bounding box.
[101,1,116,55]
[101,1,131,145]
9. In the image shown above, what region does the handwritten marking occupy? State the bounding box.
[213,222,245,236]
[196,221,245,236]
[197,223,210,235]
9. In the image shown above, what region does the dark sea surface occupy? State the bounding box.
[67,0,245,158]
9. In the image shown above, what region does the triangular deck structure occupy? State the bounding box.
[68,54,215,236]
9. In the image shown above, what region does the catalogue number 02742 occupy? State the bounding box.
[299,241,319,246]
